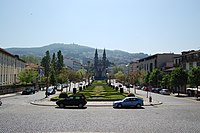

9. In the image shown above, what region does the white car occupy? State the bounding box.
[160,89,170,95]
[56,84,63,91]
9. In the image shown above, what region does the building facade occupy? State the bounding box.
[0,48,26,86]
[181,50,200,70]
[64,57,83,70]
[94,49,108,80]
[138,53,180,73]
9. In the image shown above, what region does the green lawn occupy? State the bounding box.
[51,80,128,101]
[79,81,127,101]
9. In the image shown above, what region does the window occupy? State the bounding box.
[69,96,74,100]
[75,96,80,100]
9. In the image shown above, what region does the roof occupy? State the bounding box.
[0,48,15,57]
[138,53,180,62]
[0,48,26,63]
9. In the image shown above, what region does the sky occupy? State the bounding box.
[0,0,200,55]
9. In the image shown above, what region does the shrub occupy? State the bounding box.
[127,93,135,97]
[50,96,59,101]
[59,92,68,98]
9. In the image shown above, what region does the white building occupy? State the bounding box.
[138,53,180,73]
[0,48,26,86]
[64,57,83,70]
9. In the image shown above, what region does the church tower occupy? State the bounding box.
[94,48,98,69]
[103,48,106,68]
[94,49,108,80]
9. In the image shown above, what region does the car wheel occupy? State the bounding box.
[78,104,83,108]
[59,103,65,108]
[136,104,141,108]
[117,104,122,108]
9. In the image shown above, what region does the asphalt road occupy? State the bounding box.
[0,91,200,133]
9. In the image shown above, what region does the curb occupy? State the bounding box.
[30,100,162,107]
[0,92,21,98]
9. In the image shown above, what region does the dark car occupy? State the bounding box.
[45,86,56,96]
[0,99,2,106]
[22,87,35,95]
[56,94,87,108]
[152,88,162,93]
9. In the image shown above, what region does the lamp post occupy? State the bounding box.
[87,61,90,85]
[126,63,130,93]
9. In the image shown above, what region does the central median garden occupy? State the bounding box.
[51,80,128,101]
[79,80,127,101]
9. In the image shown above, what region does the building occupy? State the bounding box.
[0,48,26,86]
[64,57,83,71]
[94,49,108,80]
[181,50,200,70]
[129,61,139,73]
[138,53,180,73]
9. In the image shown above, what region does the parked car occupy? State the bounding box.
[0,99,2,106]
[45,87,56,96]
[143,87,150,91]
[56,94,87,108]
[56,84,63,91]
[159,89,170,95]
[22,87,35,95]
[152,88,162,93]
[113,97,144,108]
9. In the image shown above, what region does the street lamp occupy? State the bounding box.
[126,63,130,93]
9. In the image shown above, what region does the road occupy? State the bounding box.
[0,90,200,133]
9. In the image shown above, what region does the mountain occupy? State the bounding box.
[6,43,148,65]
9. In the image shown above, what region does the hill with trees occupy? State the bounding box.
[6,43,148,65]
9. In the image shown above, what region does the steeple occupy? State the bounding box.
[94,48,98,68]
[103,48,106,68]
[103,48,106,61]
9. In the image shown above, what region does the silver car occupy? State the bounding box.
[160,89,170,95]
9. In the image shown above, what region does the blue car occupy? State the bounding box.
[113,97,144,108]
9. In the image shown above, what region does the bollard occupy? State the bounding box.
[149,96,152,103]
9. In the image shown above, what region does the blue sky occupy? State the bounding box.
[0,0,200,55]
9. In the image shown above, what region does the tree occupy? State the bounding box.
[129,71,141,85]
[76,69,87,82]
[58,68,69,84]
[57,50,64,73]
[113,66,123,74]
[41,51,51,77]
[18,69,38,85]
[144,72,150,86]
[21,55,40,64]
[170,68,188,96]
[149,69,163,87]
[40,51,51,97]
[49,69,57,86]
[114,71,125,83]
[51,53,57,73]
[161,74,170,89]
[68,70,78,83]
[189,66,200,98]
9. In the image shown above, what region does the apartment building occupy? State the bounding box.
[0,48,26,86]
[181,50,200,70]
[138,53,180,73]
